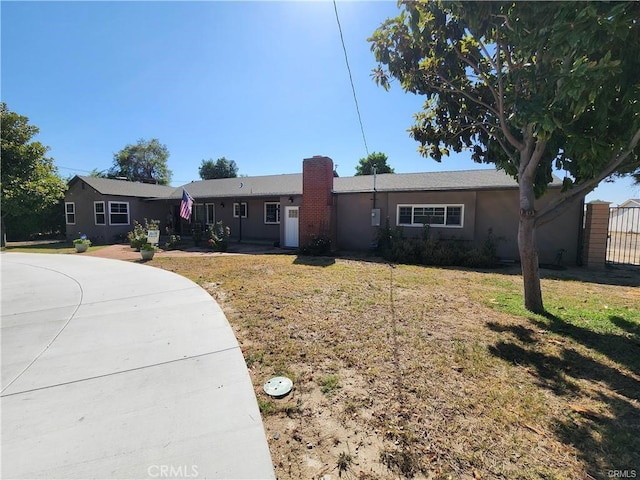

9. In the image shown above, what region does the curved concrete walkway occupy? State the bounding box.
[1,253,274,479]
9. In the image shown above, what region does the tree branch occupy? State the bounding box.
[432,72,501,118]
[537,127,640,226]
[454,38,525,152]
[524,138,547,180]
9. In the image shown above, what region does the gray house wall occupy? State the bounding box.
[189,196,292,244]
[337,190,478,251]
[65,181,171,243]
[474,188,582,264]
[335,192,380,250]
[335,186,582,265]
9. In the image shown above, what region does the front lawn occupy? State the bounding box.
[157,255,640,478]
[2,241,108,254]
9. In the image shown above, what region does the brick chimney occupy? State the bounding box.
[300,156,336,249]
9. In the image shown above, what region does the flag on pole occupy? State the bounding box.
[179,189,194,220]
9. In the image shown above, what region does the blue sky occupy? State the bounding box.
[2,1,637,205]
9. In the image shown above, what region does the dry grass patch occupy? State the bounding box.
[157,255,639,479]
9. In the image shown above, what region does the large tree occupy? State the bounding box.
[370,1,639,313]
[108,138,172,185]
[199,157,238,180]
[355,151,395,176]
[1,103,67,242]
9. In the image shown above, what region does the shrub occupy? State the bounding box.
[300,234,332,256]
[377,226,501,268]
[164,234,181,250]
[127,218,159,251]
[206,221,230,252]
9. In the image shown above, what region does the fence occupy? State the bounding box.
[607,207,640,266]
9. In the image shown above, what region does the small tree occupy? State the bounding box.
[199,157,238,180]
[355,152,395,176]
[108,138,172,185]
[1,103,67,242]
[370,1,640,313]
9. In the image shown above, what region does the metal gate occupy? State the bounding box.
[607,207,640,265]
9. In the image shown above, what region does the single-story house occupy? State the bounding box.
[65,155,584,264]
[64,176,176,245]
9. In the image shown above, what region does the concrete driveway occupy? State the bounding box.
[1,253,274,479]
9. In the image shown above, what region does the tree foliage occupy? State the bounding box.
[355,152,395,176]
[108,138,172,185]
[370,1,640,312]
[1,103,67,240]
[198,157,238,180]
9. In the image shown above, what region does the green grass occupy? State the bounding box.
[4,242,108,254]
[319,374,341,397]
[489,288,639,336]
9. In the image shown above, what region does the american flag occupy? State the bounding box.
[179,189,194,220]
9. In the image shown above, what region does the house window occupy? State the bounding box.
[233,202,247,218]
[397,204,463,227]
[109,201,130,225]
[194,204,205,223]
[264,202,280,224]
[94,201,105,225]
[205,204,215,225]
[65,202,75,225]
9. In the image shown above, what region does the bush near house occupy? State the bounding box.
[299,234,332,256]
[164,234,181,250]
[206,221,230,252]
[377,221,500,268]
[127,218,159,251]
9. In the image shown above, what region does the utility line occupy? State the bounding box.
[333,0,369,157]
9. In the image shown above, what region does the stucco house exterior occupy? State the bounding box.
[64,176,175,244]
[65,155,584,264]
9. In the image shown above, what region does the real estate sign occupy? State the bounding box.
[147,230,160,245]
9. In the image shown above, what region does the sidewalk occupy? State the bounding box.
[1,252,275,479]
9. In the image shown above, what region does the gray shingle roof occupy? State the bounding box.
[334,169,561,193]
[170,174,303,200]
[75,176,177,198]
[172,169,561,199]
[76,169,561,201]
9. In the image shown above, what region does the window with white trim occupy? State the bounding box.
[65,202,76,225]
[108,201,130,225]
[194,204,205,223]
[264,202,280,224]
[205,203,215,225]
[94,201,105,225]
[233,202,247,218]
[397,204,463,227]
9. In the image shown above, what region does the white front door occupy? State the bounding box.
[284,206,299,248]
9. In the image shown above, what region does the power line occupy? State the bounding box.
[333,0,369,157]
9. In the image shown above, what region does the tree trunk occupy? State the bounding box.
[518,182,544,314]
[518,212,544,313]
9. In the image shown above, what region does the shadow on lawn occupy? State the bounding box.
[293,256,336,267]
[487,313,640,477]
[4,241,71,251]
